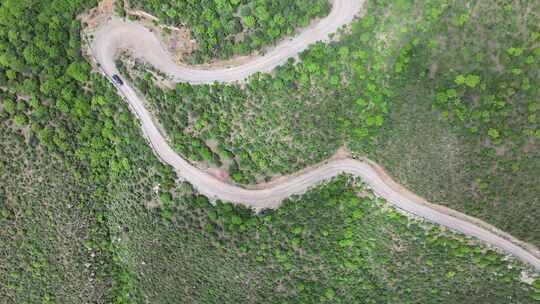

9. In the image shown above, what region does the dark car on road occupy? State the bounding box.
[112,74,123,86]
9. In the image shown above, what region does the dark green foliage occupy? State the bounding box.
[128,0,331,63]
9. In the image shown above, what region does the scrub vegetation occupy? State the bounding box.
[0,0,539,303]
[123,0,540,247]
[0,126,110,303]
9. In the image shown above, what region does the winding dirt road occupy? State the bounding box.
[88,0,540,271]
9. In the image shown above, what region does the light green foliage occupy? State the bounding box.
[533,279,540,301]
[487,128,499,140]
[455,74,480,87]
[159,192,173,205]
[3,99,15,114]
[13,113,27,126]
[66,62,90,83]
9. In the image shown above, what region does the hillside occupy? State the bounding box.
[0,0,539,302]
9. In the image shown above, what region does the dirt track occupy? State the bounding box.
[88,0,540,271]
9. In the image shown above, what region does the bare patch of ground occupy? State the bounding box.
[523,140,536,154]
[207,167,233,184]
[204,138,233,183]
[79,0,115,28]
[520,269,537,284]
[428,62,438,79]
[356,190,371,198]
[145,200,161,209]
[125,9,198,63]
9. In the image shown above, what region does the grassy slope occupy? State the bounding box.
[370,0,540,245]
[2,118,537,302]
[369,84,465,203]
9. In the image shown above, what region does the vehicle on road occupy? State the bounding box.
[112,74,123,85]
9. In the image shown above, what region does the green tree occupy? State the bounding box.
[13,114,27,126]
[66,62,89,83]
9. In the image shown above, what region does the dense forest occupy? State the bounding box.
[124,0,540,247]
[127,0,331,63]
[0,0,539,303]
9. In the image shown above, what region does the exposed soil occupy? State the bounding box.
[79,0,115,28]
